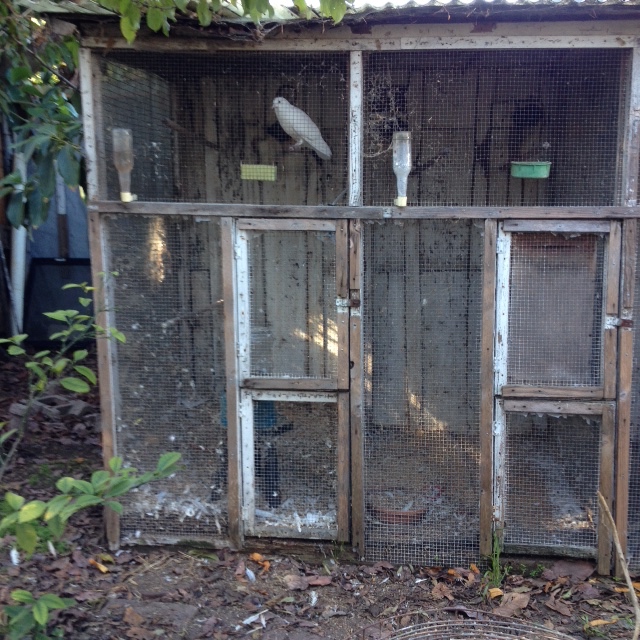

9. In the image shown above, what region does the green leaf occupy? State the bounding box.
[146,7,165,31]
[0,428,17,446]
[7,66,32,84]
[103,477,136,498]
[47,515,65,539]
[109,327,126,343]
[0,512,20,534]
[56,477,75,493]
[108,457,123,473]
[79,297,92,308]
[18,501,47,523]
[71,479,95,494]
[5,492,26,511]
[7,345,26,356]
[52,358,71,374]
[25,362,46,380]
[36,155,56,199]
[44,495,72,520]
[39,593,71,610]
[60,377,90,393]
[157,452,181,474]
[5,191,25,228]
[43,310,74,321]
[57,146,80,186]
[34,350,51,359]
[174,0,189,11]
[91,470,110,489]
[197,0,212,26]
[69,494,103,510]
[32,599,49,626]
[73,349,89,362]
[10,590,36,604]
[105,501,123,514]
[6,606,35,640]
[73,365,97,385]
[15,522,38,555]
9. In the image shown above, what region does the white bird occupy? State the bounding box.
[272,97,332,161]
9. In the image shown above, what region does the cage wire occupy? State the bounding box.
[629,232,640,574]
[251,400,339,538]
[507,233,605,388]
[362,219,483,566]
[103,214,227,544]
[502,413,600,553]
[98,52,349,205]
[246,230,337,379]
[363,49,626,207]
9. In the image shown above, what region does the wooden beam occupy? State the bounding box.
[349,51,363,208]
[243,378,339,391]
[337,391,350,542]
[503,399,607,415]
[93,202,640,220]
[349,220,365,557]
[336,220,350,392]
[236,219,336,231]
[502,220,612,233]
[621,48,640,207]
[480,219,497,557]
[88,210,120,550]
[598,404,616,575]
[221,217,243,548]
[604,223,622,399]
[502,386,604,399]
[616,219,637,577]
[79,49,100,201]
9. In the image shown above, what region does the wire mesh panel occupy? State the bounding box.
[362,220,483,566]
[629,233,640,574]
[245,229,337,379]
[502,413,600,552]
[98,52,348,205]
[249,399,338,539]
[363,49,626,207]
[103,214,227,544]
[507,233,605,388]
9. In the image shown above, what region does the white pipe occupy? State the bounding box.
[10,151,27,335]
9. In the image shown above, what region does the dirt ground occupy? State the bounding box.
[0,351,638,639]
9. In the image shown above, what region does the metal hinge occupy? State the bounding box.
[604,316,634,329]
[336,297,361,308]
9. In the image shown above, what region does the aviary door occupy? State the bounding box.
[491,220,620,569]
[234,220,350,540]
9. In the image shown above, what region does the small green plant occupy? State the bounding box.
[2,590,74,640]
[0,280,124,482]
[482,530,510,596]
[529,562,545,578]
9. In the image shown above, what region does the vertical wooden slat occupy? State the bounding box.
[221,217,243,548]
[336,220,350,391]
[604,222,622,399]
[349,220,365,556]
[79,49,100,202]
[621,48,640,207]
[336,391,351,542]
[616,219,638,576]
[480,219,498,557]
[598,403,616,575]
[88,209,120,549]
[349,52,363,208]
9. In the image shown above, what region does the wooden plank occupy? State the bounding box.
[336,392,350,542]
[603,328,618,400]
[247,390,337,403]
[502,220,612,233]
[239,391,255,535]
[622,220,638,311]
[237,219,336,231]
[503,399,606,414]
[502,386,604,399]
[243,378,339,391]
[492,401,506,543]
[621,48,640,207]
[606,222,622,316]
[88,210,120,549]
[598,404,616,575]
[349,220,365,556]
[480,219,497,556]
[336,220,350,391]
[221,217,243,548]
[349,51,363,207]
[94,201,640,220]
[494,227,510,396]
[79,49,101,201]
[616,328,634,576]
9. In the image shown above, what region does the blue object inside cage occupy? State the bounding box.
[220,393,277,430]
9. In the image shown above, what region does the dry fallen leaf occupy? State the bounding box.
[123,606,145,626]
[493,592,530,618]
[249,553,264,562]
[488,588,504,599]
[546,595,572,617]
[88,558,109,574]
[586,618,618,628]
[307,575,332,587]
[470,563,480,574]
[284,574,310,590]
[431,582,454,601]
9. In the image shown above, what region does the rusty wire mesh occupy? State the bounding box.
[103,214,227,544]
[361,219,483,566]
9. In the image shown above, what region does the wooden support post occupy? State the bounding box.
[621,47,640,207]
[349,51,363,208]
[598,404,616,575]
[480,219,497,556]
[337,391,351,542]
[349,220,365,557]
[616,219,638,576]
[336,220,350,392]
[221,217,243,548]
[605,222,622,399]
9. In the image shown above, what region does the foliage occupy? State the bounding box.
[3,590,73,640]
[482,530,510,595]
[0,280,123,481]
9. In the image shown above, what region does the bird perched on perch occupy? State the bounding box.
[272,97,332,161]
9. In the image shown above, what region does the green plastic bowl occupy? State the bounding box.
[510,161,551,179]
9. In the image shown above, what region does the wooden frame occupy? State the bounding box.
[480,219,497,557]
[616,220,638,575]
